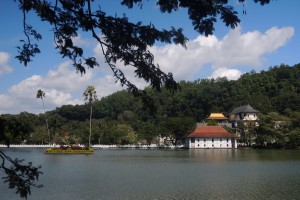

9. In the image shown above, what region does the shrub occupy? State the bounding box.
[71,146,83,150]
[44,147,94,154]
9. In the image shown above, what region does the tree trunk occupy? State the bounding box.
[42,98,50,145]
[89,104,93,148]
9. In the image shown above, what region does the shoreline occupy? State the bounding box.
[1,144,298,150]
[0,144,184,149]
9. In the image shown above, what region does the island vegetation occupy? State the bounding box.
[44,145,94,154]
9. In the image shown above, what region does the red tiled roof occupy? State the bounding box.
[187,126,236,138]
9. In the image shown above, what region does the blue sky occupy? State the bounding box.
[0,0,299,114]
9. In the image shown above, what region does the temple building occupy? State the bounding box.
[228,104,260,128]
[206,113,228,121]
[185,126,237,149]
[206,113,230,127]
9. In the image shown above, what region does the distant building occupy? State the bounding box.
[185,126,237,149]
[206,113,231,127]
[229,104,260,127]
[206,113,228,121]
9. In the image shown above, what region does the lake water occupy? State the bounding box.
[1,148,300,200]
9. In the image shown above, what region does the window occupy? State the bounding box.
[204,138,206,142]
[212,138,214,143]
[191,138,195,143]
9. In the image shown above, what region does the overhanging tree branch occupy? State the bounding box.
[0,150,43,199]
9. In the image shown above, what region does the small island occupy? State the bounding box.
[44,145,94,154]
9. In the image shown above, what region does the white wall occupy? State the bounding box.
[187,138,236,149]
[243,113,258,120]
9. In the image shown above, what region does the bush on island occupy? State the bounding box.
[45,145,94,154]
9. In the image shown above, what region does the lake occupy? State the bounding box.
[1,148,300,200]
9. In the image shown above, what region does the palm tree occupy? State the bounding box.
[36,89,50,145]
[83,85,97,149]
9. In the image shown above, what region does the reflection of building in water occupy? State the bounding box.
[185,126,237,149]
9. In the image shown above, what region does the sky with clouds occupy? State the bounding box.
[0,0,299,114]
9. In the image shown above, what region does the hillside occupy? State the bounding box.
[1,63,300,147]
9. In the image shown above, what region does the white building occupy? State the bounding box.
[186,126,237,149]
[229,104,260,127]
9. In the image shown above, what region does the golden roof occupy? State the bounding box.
[207,113,228,120]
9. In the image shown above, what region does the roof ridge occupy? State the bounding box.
[230,104,260,114]
[188,126,236,138]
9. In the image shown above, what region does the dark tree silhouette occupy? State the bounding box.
[0,116,43,199]
[0,151,43,199]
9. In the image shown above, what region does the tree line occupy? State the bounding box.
[1,63,300,148]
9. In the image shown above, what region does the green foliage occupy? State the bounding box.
[137,121,160,145]
[55,104,89,121]
[28,126,48,144]
[207,120,218,126]
[44,148,94,154]
[0,114,34,146]
[236,121,256,146]
[83,86,97,104]
[254,112,300,148]
[162,117,196,145]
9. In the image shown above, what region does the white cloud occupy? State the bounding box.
[46,89,82,106]
[149,26,294,80]
[0,59,137,114]
[92,26,294,87]
[72,35,91,47]
[0,62,93,114]
[0,52,13,76]
[0,26,294,114]
[93,42,149,93]
[209,68,242,80]
[42,61,93,92]
[213,26,294,68]
[94,75,124,97]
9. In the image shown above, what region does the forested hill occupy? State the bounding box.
[55,63,300,121]
[1,63,299,146]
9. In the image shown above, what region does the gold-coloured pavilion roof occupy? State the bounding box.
[206,113,228,120]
